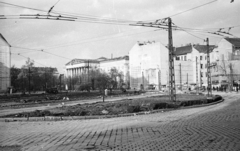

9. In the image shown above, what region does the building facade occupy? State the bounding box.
[0,33,11,93]
[65,56,130,86]
[99,56,129,85]
[174,44,215,88]
[129,41,169,90]
[210,38,240,90]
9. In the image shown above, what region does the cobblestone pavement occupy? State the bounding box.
[0,92,240,151]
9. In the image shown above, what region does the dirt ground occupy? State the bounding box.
[2,94,210,117]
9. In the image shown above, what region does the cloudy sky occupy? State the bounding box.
[0,0,239,73]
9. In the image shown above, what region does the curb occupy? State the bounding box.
[0,98,224,123]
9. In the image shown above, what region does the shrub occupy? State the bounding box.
[153,103,167,109]
[213,95,222,102]
[127,105,141,113]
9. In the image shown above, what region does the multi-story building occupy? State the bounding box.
[129,41,169,90]
[210,38,240,90]
[174,44,215,88]
[99,56,129,85]
[0,33,11,93]
[65,56,130,87]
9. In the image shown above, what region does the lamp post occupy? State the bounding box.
[59,74,64,92]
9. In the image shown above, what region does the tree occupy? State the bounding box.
[95,72,111,92]
[10,65,21,91]
[216,59,234,91]
[109,67,124,89]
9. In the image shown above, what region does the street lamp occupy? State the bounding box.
[59,74,64,92]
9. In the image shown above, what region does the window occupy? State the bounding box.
[184,56,187,61]
[206,72,208,77]
[200,56,202,60]
[205,56,207,60]
[200,64,203,69]
[176,56,180,60]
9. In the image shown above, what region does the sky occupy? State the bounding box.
[0,0,240,74]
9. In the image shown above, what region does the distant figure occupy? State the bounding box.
[105,88,108,96]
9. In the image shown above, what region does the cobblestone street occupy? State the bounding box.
[1,92,240,151]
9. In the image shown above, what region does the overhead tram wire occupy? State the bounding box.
[141,0,218,22]
[43,29,159,50]
[11,45,72,60]
[17,53,47,67]
[168,0,218,18]
[11,29,158,54]
[16,54,64,73]
[1,14,134,25]
[8,29,158,59]
[0,1,51,14]
[0,1,137,24]
[0,1,137,23]
[173,24,205,41]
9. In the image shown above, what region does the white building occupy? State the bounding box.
[65,59,99,78]
[129,41,169,90]
[0,33,11,93]
[174,44,215,88]
[210,38,240,89]
[99,56,129,84]
[65,56,130,86]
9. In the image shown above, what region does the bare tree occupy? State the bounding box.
[217,59,234,91]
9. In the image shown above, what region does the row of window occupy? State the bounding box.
[175,56,187,61]
[200,64,208,69]
[176,55,208,61]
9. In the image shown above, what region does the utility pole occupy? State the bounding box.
[179,63,182,91]
[187,73,188,90]
[168,17,176,102]
[59,74,63,92]
[9,46,11,88]
[206,38,212,97]
[196,57,199,94]
[87,60,89,84]
[28,67,30,94]
[229,63,233,92]
[199,60,202,89]
[129,17,176,101]
[45,67,47,90]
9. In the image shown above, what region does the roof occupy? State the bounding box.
[193,45,216,53]
[224,38,240,47]
[174,45,192,56]
[66,56,129,66]
[0,33,11,46]
[174,44,216,56]
[65,59,99,66]
[100,55,129,63]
